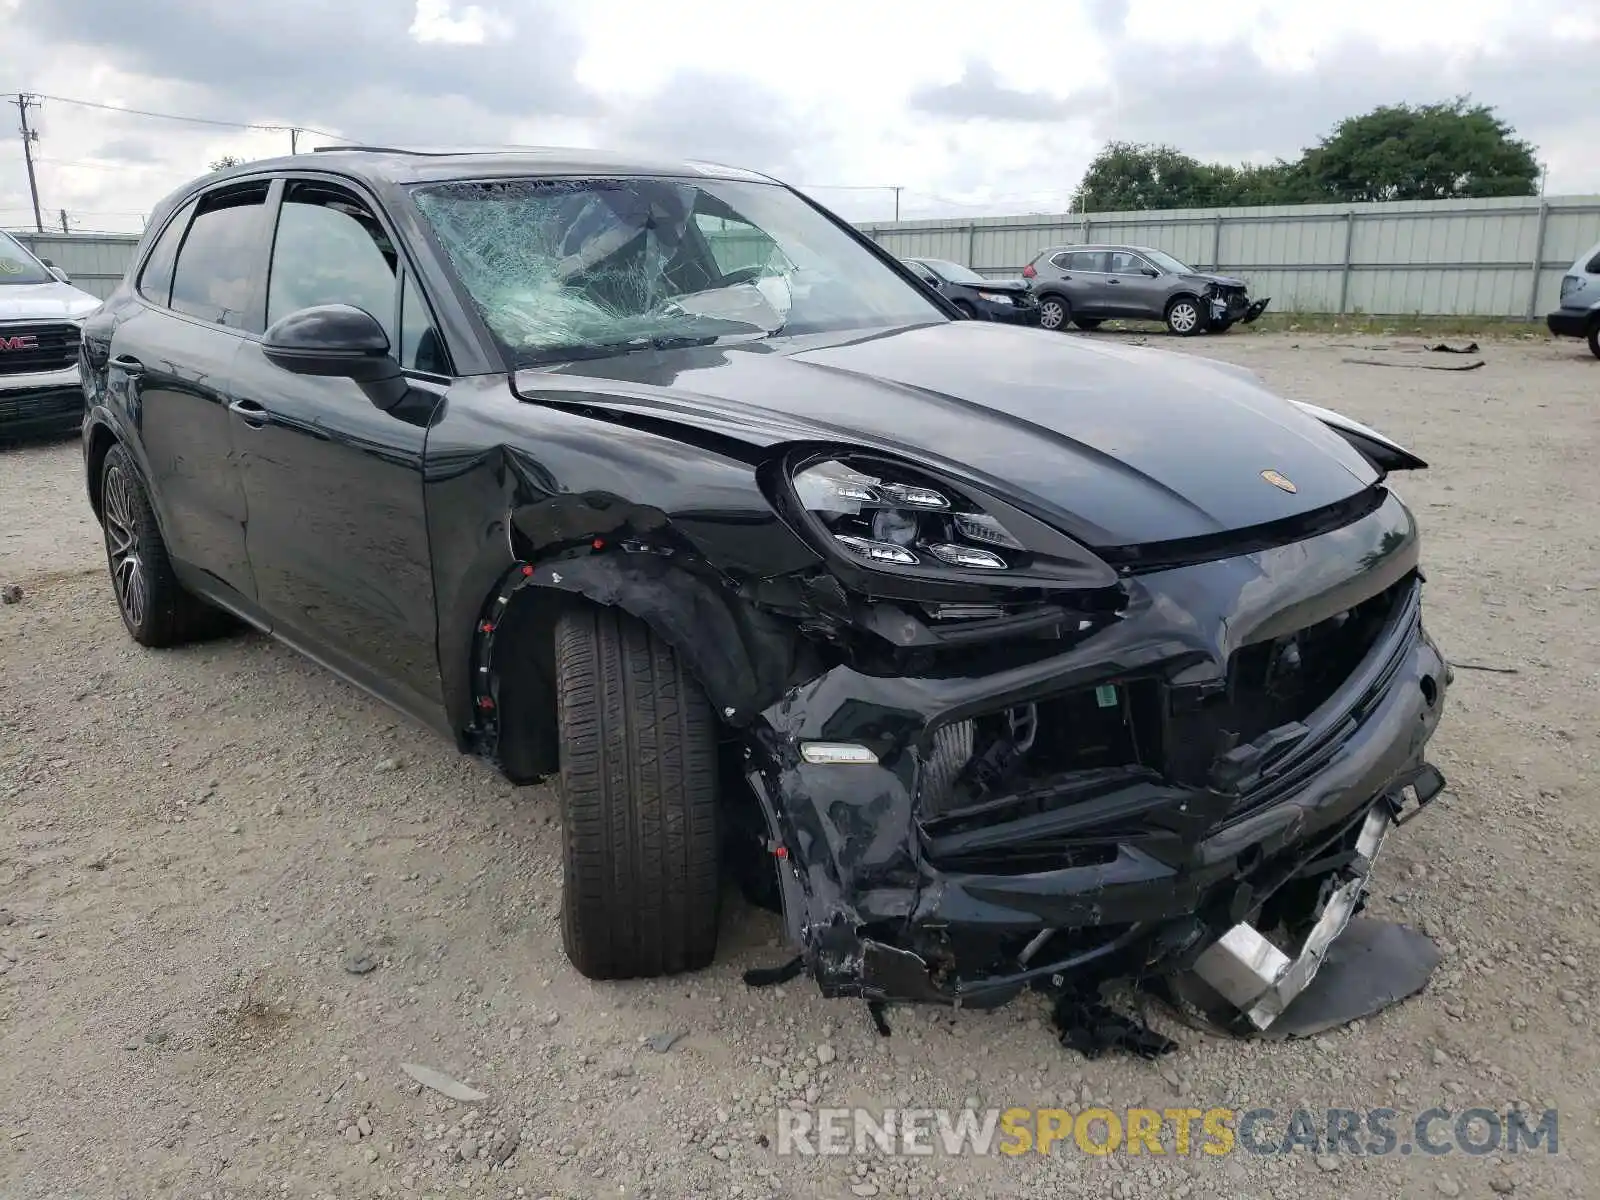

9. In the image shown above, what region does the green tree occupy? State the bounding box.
[1073,142,1214,212]
[1297,98,1538,202]
[1074,98,1539,212]
[1075,144,1312,212]
[209,155,245,172]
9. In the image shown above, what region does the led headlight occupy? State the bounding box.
[793,458,1025,571]
[976,291,1014,305]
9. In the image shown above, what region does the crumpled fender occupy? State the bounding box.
[507,551,801,725]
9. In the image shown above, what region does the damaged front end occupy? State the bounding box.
[738,466,1449,1035]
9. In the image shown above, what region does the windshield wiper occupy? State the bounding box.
[518,329,769,367]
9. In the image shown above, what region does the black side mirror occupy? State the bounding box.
[263,303,407,409]
[1142,267,1160,278]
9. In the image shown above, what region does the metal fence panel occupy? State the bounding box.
[859,194,1600,317]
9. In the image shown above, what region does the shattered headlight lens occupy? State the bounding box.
[794,459,1026,571]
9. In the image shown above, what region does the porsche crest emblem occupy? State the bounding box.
[1261,469,1297,493]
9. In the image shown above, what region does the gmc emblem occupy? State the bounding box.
[0,334,39,351]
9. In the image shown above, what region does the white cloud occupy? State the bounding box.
[409,0,512,46]
[2,0,1596,235]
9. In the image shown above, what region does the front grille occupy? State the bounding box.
[0,385,81,426]
[0,322,80,376]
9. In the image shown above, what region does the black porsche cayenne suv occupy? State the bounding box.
[80,147,1449,1023]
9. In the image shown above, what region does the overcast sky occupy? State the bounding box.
[4,0,1597,234]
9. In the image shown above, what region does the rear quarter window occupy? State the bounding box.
[137,198,198,307]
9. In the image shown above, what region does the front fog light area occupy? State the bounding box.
[794,458,1027,571]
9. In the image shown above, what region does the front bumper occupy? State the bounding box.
[0,364,83,440]
[975,297,1040,325]
[1211,294,1270,327]
[1546,308,1592,339]
[746,491,1448,1008]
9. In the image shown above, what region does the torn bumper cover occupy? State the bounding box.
[745,491,1449,1023]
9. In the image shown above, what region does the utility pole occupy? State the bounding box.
[11,93,43,233]
[290,127,300,155]
[892,186,902,222]
[59,208,68,234]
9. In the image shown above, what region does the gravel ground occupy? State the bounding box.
[2,332,1597,1200]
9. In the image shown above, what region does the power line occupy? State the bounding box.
[28,92,343,140]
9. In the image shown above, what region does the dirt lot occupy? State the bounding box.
[2,332,1597,1200]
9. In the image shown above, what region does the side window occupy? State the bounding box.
[399,274,447,374]
[170,184,270,329]
[137,198,198,306]
[267,183,399,347]
[1066,251,1106,272]
[1107,251,1147,274]
[1586,250,1600,276]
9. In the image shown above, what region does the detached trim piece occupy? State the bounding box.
[1191,804,1389,1029]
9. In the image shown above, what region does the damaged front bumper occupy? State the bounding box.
[744,490,1448,1024]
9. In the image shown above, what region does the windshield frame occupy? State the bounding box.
[406,173,953,369]
[0,231,57,286]
[1140,247,1197,275]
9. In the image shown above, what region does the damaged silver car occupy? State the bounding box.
[80,148,1449,1050]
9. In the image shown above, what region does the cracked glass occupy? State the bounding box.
[412,176,945,366]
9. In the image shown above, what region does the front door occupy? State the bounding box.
[231,177,449,722]
[1104,250,1169,319]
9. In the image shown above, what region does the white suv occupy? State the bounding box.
[0,231,101,439]
[1546,236,1600,359]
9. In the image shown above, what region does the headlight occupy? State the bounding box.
[976,291,1014,305]
[782,452,1117,594]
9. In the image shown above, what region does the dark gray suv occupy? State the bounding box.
[1022,243,1269,336]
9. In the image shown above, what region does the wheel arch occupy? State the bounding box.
[471,549,803,782]
[84,418,120,523]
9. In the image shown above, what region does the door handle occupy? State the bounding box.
[110,354,144,376]
[1106,278,1121,285]
[228,398,270,427]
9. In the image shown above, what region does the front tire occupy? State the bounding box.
[99,444,228,647]
[1037,295,1070,331]
[1165,296,1206,336]
[555,606,721,980]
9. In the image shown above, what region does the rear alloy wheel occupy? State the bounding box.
[1037,296,1069,331]
[555,605,721,980]
[99,444,229,647]
[1073,317,1104,331]
[1165,296,1206,336]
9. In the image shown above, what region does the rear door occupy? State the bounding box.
[230,175,448,723]
[109,181,272,606]
[1054,250,1111,315]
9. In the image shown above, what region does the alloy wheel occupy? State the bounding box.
[1039,299,1066,330]
[1168,301,1200,334]
[103,464,148,629]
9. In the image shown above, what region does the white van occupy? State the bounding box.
[0,230,102,439]
[1546,236,1600,359]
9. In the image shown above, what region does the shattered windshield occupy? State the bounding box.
[412,176,946,366]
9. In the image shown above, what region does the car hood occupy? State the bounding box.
[514,321,1379,546]
[1186,272,1248,290]
[0,280,101,321]
[968,278,1030,292]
